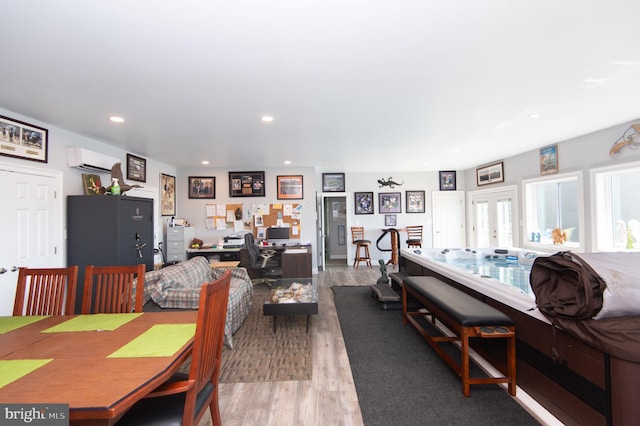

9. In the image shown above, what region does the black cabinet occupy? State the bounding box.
[67,195,154,312]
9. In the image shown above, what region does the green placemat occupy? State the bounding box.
[0,316,48,334]
[42,313,143,333]
[108,323,196,358]
[0,359,53,388]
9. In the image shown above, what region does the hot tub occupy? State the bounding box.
[401,247,549,324]
[399,246,637,425]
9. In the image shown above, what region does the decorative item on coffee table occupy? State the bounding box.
[263,278,318,333]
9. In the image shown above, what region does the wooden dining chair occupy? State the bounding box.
[117,270,232,426]
[406,225,423,248]
[13,266,79,316]
[81,264,145,314]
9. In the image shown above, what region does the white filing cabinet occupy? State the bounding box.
[164,226,196,262]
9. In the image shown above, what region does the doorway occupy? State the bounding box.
[323,196,347,266]
[0,163,64,315]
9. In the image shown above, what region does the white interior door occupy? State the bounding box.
[0,165,63,315]
[432,191,465,247]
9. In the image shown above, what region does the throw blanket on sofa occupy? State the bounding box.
[143,256,253,348]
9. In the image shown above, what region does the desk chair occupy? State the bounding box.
[406,225,423,248]
[81,264,145,314]
[118,270,232,426]
[244,233,281,286]
[351,226,372,269]
[13,266,79,316]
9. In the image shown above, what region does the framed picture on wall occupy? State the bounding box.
[277,175,303,199]
[439,171,456,191]
[160,173,176,216]
[378,192,401,213]
[406,190,425,213]
[384,214,397,227]
[188,176,215,199]
[476,161,504,186]
[354,192,374,214]
[539,144,558,175]
[322,173,345,192]
[0,114,48,163]
[229,171,265,197]
[126,153,146,182]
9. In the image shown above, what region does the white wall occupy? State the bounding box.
[336,170,460,264]
[462,119,640,251]
[174,166,316,248]
[0,107,177,257]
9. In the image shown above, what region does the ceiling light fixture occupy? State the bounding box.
[109,116,125,123]
[528,113,541,119]
[609,124,640,157]
[201,160,210,165]
[284,160,291,165]
[261,116,274,123]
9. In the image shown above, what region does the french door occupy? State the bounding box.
[469,186,517,248]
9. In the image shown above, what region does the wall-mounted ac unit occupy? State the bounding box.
[67,147,120,173]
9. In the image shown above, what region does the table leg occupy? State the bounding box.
[306,315,310,333]
[273,316,276,333]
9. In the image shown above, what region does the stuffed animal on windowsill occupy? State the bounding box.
[552,228,567,245]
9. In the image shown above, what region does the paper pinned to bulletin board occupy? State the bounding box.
[205,203,243,230]
[251,203,301,238]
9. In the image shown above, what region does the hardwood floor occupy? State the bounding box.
[218,262,384,426]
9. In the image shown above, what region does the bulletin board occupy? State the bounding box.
[252,203,301,239]
[205,203,244,230]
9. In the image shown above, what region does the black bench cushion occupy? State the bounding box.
[404,276,513,327]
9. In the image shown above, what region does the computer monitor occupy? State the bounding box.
[266,227,290,240]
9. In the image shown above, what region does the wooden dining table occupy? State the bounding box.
[0,311,197,425]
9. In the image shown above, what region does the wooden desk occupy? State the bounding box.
[0,311,197,425]
[210,260,240,269]
[186,246,241,261]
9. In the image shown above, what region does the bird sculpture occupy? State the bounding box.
[106,162,143,194]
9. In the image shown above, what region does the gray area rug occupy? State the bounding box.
[218,285,313,383]
[333,285,540,426]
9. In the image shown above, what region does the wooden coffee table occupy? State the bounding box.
[263,278,318,332]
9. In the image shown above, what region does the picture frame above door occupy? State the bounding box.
[322,173,345,192]
[0,115,48,163]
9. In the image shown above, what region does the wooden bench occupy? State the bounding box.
[402,276,516,397]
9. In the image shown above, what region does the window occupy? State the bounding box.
[592,161,640,251]
[523,172,583,250]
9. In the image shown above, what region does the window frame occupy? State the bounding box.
[590,160,640,252]
[521,171,585,252]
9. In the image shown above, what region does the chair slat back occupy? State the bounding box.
[185,270,231,425]
[351,226,365,242]
[406,225,423,240]
[14,266,79,316]
[82,264,145,314]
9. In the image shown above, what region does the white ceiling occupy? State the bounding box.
[2,1,639,172]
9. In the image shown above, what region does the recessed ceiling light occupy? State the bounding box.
[284,160,291,165]
[201,160,210,165]
[528,113,541,119]
[261,116,274,123]
[110,116,125,123]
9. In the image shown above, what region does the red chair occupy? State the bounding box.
[117,270,232,426]
[14,266,79,316]
[81,264,145,314]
